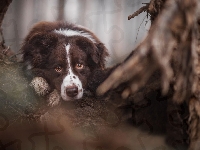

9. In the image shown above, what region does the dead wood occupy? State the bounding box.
[188,2,200,149]
[0,0,12,27]
[98,0,200,149]
[148,0,166,22]
[0,0,16,61]
[128,0,166,22]
[188,98,200,150]
[97,0,198,104]
[128,3,149,20]
[0,0,41,123]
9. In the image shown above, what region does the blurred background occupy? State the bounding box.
[2,0,150,66]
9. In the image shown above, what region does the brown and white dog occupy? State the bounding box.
[21,21,108,105]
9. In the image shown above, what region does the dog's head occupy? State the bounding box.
[21,21,108,101]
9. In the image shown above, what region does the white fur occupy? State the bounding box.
[61,44,83,101]
[54,28,96,43]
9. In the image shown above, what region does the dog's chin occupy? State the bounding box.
[61,93,83,101]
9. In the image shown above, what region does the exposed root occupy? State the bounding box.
[98,0,198,104]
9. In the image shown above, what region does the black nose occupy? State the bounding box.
[66,86,78,97]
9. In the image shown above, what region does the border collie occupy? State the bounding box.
[21,21,108,105]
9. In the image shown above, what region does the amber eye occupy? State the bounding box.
[55,66,62,72]
[75,63,84,69]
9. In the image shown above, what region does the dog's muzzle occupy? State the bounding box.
[61,75,83,101]
[66,85,78,97]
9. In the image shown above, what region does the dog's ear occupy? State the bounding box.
[21,33,58,68]
[76,39,109,70]
[94,43,109,69]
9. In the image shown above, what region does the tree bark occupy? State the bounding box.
[0,0,12,27]
[97,0,197,103]
[0,0,14,58]
[97,0,200,149]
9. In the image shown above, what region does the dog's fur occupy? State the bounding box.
[21,21,108,105]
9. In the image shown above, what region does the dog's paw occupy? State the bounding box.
[30,77,50,96]
[47,89,61,107]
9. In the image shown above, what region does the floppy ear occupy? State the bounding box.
[76,39,109,70]
[21,33,58,68]
[95,43,109,69]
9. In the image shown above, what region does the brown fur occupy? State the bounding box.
[21,21,108,100]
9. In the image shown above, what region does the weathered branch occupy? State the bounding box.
[148,0,166,22]
[97,0,197,104]
[188,98,200,150]
[128,4,149,20]
[128,0,166,22]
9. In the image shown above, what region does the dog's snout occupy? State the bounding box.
[66,86,78,97]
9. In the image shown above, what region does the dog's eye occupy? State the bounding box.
[55,66,62,72]
[75,63,84,69]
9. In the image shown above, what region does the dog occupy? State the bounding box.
[21,21,109,106]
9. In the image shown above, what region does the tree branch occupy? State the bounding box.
[128,4,149,20]
[97,0,197,104]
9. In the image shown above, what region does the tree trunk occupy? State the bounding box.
[0,0,12,27]
[0,0,14,58]
[97,0,200,149]
[0,0,41,123]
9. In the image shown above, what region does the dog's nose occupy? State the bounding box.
[66,86,78,97]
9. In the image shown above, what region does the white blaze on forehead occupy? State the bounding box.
[54,28,96,43]
[61,44,83,101]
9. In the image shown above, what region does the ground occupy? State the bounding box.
[0,66,175,150]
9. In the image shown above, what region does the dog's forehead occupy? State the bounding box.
[46,29,96,64]
[69,44,87,59]
[50,40,87,62]
[51,42,66,57]
[53,28,97,43]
